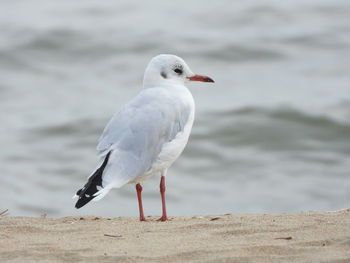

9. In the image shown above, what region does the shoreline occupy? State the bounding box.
[1,209,350,262]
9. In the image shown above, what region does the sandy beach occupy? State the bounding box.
[1,210,350,263]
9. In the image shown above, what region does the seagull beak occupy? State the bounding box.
[187,74,215,83]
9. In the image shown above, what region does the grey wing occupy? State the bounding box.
[96,105,133,156]
[96,89,190,185]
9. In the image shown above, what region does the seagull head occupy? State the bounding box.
[143,54,214,89]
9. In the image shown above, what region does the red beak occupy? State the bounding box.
[187,74,214,83]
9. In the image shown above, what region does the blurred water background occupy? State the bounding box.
[1,0,350,217]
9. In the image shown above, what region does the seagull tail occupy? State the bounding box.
[74,151,111,209]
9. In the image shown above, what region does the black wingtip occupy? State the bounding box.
[75,195,94,209]
[74,151,111,209]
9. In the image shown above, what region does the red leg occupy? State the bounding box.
[136,183,147,221]
[157,175,168,221]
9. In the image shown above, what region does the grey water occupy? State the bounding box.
[1,0,350,217]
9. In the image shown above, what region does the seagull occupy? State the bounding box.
[74,54,214,221]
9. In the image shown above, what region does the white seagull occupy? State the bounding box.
[74,54,214,221]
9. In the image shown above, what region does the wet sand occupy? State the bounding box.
[1,210,350,263]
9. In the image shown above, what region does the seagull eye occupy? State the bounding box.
[174,68,183,74]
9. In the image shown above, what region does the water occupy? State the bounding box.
[1,0,350,217]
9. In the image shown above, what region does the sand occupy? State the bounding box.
[1,210,350,263]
